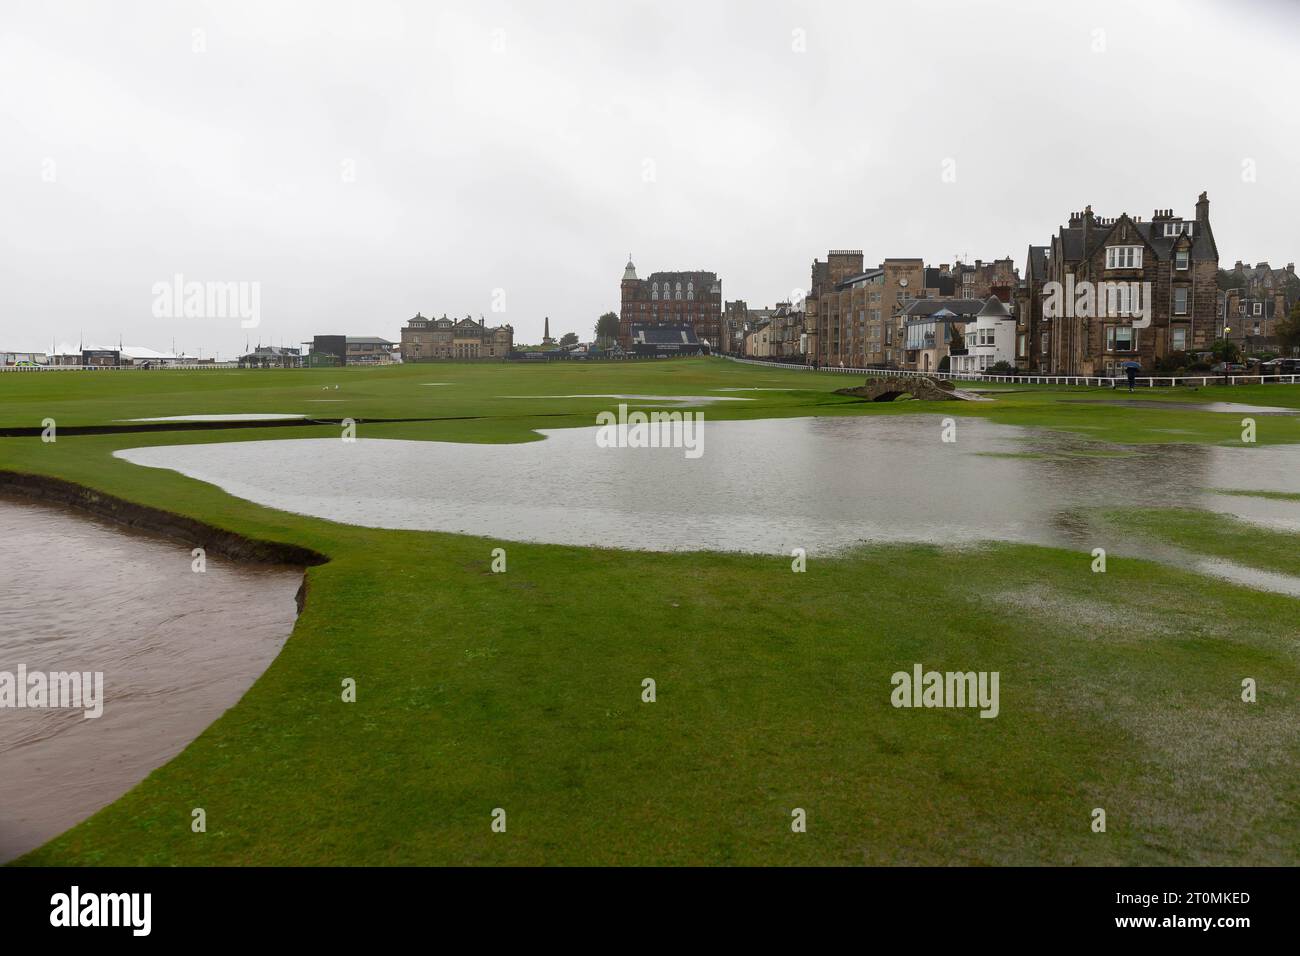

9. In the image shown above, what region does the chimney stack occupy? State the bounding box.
[1195,191,1210,223]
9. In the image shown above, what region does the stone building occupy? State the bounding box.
[744,320,772,358]
[1220,261,1299,352]
[1013,246,1050,371]
[949,297,1018,375]
[620,257,722,349]
[1030,192,1220,375]
[400,313,513,361]
[768,302,805,358]
[805,252,925,368]
[902,298,987,373]
[953,257,1019,302]
[728,301,803,358]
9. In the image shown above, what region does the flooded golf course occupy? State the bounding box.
[5,409,1300,860]
[114,414,1300,556]
[0,498,302,861]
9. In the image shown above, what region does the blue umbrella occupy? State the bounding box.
[1122,361,1141,369]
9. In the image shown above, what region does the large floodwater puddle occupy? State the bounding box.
[114,416,1300,558]
[0,498,302,861]
[500,394,752,405]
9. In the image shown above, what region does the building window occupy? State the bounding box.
[1105,246,1143,269]
[1254,302,1263,316]
[1106,325,1137,351]
[1163,222,1194,237]
[1174,287,1189,315]
[1175,249,1189,270]
[1172,327,1188,351]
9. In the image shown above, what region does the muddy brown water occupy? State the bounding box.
[0,498,302,862]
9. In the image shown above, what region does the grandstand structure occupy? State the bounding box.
[628,323,709,357]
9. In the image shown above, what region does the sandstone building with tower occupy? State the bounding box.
[619,257,722,350]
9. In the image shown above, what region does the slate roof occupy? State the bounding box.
[1055,213,1218,266]
[1026,246,1049,281]
[903,298,987,320]
[978,296,1011,318]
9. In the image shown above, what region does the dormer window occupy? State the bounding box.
[1175,249,1189,270]
[1106,246,1142,269]
[1163,222,1194,237]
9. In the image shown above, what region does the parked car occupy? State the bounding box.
[1210,362,1247,373]
[1261,358,1300,375]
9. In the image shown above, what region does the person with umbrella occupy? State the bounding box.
[1123,360,1140,392]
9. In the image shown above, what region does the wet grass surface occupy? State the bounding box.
[1,358,1298,865]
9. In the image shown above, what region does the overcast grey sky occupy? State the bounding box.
[2,0,1297,357]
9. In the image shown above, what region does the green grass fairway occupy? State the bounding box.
[2,358,1298,865]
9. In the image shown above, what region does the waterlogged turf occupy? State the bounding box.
[1,358,1297,865]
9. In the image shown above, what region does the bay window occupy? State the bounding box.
[1105,246,1143,269]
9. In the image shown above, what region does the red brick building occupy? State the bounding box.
[619,257,722,349]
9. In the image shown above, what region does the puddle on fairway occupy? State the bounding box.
[0,498,302,862]
[499,394,752,404]
[119,413,307,422]
[1063,400,1299,415]
[114,416,1300,565]
[1193,558,1300,596]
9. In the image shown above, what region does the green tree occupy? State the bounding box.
[1211,338,1242,364]
[1276,302,1300,356]
[1216,268,1248,292]
[595,312,619,347]
[559,331,579,347]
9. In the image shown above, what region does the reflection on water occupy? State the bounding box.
[498,394,752,404]
[0,498,302,861]
[1063,399,1300,415]
[114,415,1300,556]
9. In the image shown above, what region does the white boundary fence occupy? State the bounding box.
[722,356,1300,388]
[0,362,239,372]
